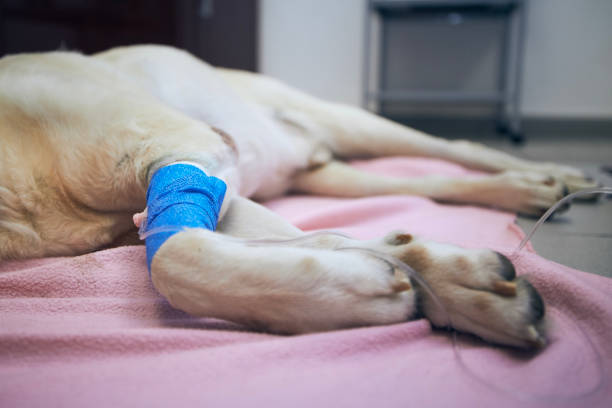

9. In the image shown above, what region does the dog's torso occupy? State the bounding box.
[96,45,331,199]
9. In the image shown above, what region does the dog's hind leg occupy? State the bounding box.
[306,104,597,194]
[291,161,567,216]
[220,70,596,194]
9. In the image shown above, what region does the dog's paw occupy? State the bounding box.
[486,170,568,216]
[377,233,546,348]
[533,163,600,197]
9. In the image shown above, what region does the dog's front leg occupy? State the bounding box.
[149,227,416,333]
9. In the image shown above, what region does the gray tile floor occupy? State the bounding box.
[477,135,612,277]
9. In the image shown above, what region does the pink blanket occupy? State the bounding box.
[2,158,611,407]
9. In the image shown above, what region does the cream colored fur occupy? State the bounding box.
[0,45,595,348]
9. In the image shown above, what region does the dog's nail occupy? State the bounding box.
[526,325,546,348]
[392,279,412,293]
[492,281,517,297]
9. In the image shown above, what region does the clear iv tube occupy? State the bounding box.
[515,187,612,254]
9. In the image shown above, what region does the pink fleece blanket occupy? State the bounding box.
[1,158,611,407]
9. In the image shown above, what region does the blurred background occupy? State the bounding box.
[1,0,611,274]
[2,0,611,141]
[0,0,258,70]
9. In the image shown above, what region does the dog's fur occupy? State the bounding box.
[0,45,597,348]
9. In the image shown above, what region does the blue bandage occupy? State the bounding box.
[144,164,227,271]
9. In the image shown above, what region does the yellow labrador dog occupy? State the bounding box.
[0,45,595,348]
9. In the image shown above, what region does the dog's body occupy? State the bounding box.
[0,45,596,347]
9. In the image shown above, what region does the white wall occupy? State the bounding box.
[522,0,612,118]
[259,0,612,118]
[259,0,366,105]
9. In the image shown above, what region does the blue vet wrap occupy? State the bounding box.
[144,164,226,272]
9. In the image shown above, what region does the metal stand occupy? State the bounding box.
[363,0,527,142]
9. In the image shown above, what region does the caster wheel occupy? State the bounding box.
[496,123,509,134]
[509,132,525,144]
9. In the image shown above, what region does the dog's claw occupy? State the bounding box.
[526,325,546,348]
[392,279,412,293]
[492,280,517,297]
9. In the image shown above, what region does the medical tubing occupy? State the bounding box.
[515,187,612,254]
